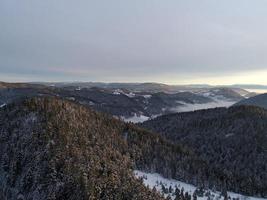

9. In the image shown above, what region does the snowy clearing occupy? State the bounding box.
[143,94,152,99]
[134,170,267,200]
[121,114,150,123]
[112,89,136,97]
[0,103,6,108]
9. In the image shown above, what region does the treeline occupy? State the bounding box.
[142,106,267,197]
[0,97,164,199]
[1,97,266,199]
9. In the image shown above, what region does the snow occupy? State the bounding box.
[134,170,267,200]
[225,133,234,138]
[88,101,95,106]
[143,94,152,99]
[112,89,136,97]
[0,103,6,108]
[125,92,136,98]
[67,97,75,101]
[121,114,150,123]
[113,90,121,95]
[134,170,196,199]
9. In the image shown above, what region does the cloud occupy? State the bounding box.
[1,0,267,83]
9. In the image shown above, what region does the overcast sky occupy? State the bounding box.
[1,0,267,84]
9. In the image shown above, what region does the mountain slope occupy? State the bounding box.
[235,93,267,109]
[0,85,216,121]
[0,83,243,122]
[1,95,265,199]
[142,106,267,197]
[0,97,164,199]
[0,97,216,200]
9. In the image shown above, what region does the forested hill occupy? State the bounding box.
[0,97,162,199]
[234,93,267,109]
[2,97,266,199]
[0,97,209,200]
[142,106,267,197]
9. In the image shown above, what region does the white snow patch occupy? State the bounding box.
[176,101,187,105]
[113,91,121,95]
[143,94,152,99]
[88,101,95,106]
[135,170,196,199]
[161,107,167,112]
[125,92,136,98]
[151,114,161,119]
[0,103,6,108]
[112,89,135,97]
[202,92,212,97]
[121,114,150,123]
[225,133,234,138]
[134,170,267,200]
[67,97,75,101]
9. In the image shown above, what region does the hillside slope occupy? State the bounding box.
[0,82,246,122]
[235,93,267,109]
[0,97,214,200]
[142,106,267,197]
[0,97,164,199]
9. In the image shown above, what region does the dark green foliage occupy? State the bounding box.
[0,97,214,200]
[0,97,164,200]
[142,106,267,197]
[2,96,264,199]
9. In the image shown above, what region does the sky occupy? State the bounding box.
[0,0,267,85]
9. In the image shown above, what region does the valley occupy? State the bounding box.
[2,1,267,199]
[0,82,266,200]
[0,82,251,123]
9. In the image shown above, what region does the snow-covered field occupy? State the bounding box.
[112,89,136,97]
[121,114,150,123]
[0,103,6,108]
[134,170,266,200]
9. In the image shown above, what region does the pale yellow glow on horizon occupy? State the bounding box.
[161,69,267,86]
[1,68,266,87]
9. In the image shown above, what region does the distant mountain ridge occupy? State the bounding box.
[232,84,267,90]
[31,81,267,93]
[0,82,247,122]
[0,81,46,89]
[234,93,267,110]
